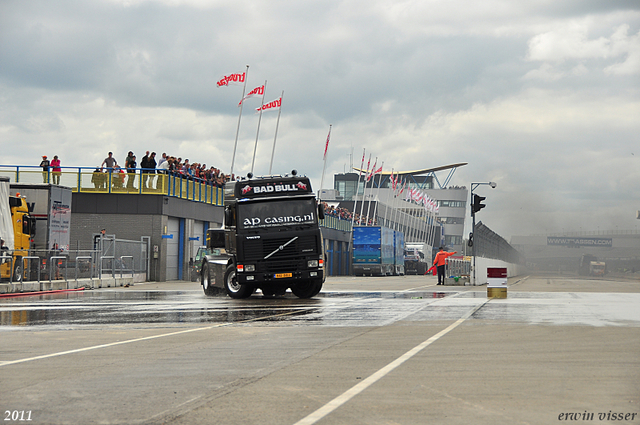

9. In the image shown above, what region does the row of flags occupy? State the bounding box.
[218,71,282,113]
[406,187,440,213]
[217,72,438,216]
[218,68,332,178]
[359,151,440,214]
[217,68,287,175]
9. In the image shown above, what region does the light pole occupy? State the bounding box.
[470,181,496,285]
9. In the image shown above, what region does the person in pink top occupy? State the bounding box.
[50,155,61,185]
[433,247,457,285]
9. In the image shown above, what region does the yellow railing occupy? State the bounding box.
[0,166,223,206]
[1,166,352,232]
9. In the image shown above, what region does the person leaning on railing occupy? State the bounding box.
[51,155,61,185]
[39,155,50,183]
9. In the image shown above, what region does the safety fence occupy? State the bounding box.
[2,251,136,284]
[446,257,471,278]
[1,236,149,284]
[0,165,223,206]
[474,221,525,264]
[319,215,352,232]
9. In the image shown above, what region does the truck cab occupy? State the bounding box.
[0,194,36,282]
[201,172,325,298]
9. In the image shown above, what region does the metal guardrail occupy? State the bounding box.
[2,251,143,285]
[320,215,352,232]
[446,257,471,277]
[21,256,41,288]
[75,256,92,282]
[120,256,134,278]
[49,256,68,286]
[99,256,115,279]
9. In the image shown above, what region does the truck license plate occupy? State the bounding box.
[274,273,292,278]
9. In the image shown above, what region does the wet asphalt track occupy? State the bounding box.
[1,274,639,424]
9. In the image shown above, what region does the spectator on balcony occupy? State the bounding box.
[124,151,134,169]
[126,155,137,189]
[91,167,105,189]
[51,155,61,185]
[101,152,118,170]
[141,151,157,189]
[112,165,125,189]
[39,155,50,183]
[157,152,167,168]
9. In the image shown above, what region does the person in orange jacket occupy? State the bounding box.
[433,247,457,285]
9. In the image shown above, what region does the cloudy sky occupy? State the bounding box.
[1,0,639,240]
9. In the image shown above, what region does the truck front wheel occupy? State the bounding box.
[291,280,322,298]
[224,265,253,299]
[12,257,23,283]
[201,262,219,296]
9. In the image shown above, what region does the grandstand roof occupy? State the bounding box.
[353,162,467,176]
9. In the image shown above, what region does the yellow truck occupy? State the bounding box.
[0,177,36,282]
[589,261,606,277]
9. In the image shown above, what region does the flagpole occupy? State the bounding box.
[350,149,365,229]
[348,148,366,274]
[365,157,377,225]
[230,65,249,178]
[250,80,267,175]
[358,154,371,225]
[371,162,383,225]
[319,124,332,201]
[392,177,403,231]
[268,90,284,175]
[384,169,394,227]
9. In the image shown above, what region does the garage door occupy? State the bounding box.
[166,217,180,281]
[190,220,205,259]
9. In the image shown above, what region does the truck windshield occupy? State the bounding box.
[238,198,317,230]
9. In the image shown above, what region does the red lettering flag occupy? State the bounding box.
[238,85,264,106]
[256,97,282,112]
[367,159,377,181]
[398,178,406,194]
[217,72,246,87]
[323,126,331,160]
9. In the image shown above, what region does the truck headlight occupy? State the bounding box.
[245,264,255,272]
[307,260,319,268]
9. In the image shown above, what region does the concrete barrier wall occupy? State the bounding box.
[473,257,526,285]
[0,277,135,294]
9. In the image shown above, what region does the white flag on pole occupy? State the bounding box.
[256,97,282,112]
[216,72,246,87]
[238,85,265,106]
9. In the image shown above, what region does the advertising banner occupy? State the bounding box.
[547,237,613,248]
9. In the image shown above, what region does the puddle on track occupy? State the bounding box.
[0,290,456,327]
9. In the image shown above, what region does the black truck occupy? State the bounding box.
[201,171,325,298]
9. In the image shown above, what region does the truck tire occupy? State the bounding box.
[201,262,219,296]
[13,257,23,283]
[224,265,253,299]
[291,280,322,298]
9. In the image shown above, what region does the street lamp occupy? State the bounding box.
[469,181,497,285]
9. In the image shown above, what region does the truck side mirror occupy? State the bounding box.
[224,206,235,227]
[318,204,325,220]
[207,228,226,249]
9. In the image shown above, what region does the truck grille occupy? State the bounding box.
[243,235,318,265]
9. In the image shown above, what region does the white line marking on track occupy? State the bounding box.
[292,298,491,425]
[0,309,314,367]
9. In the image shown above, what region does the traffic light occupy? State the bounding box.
[472,194,486,214]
